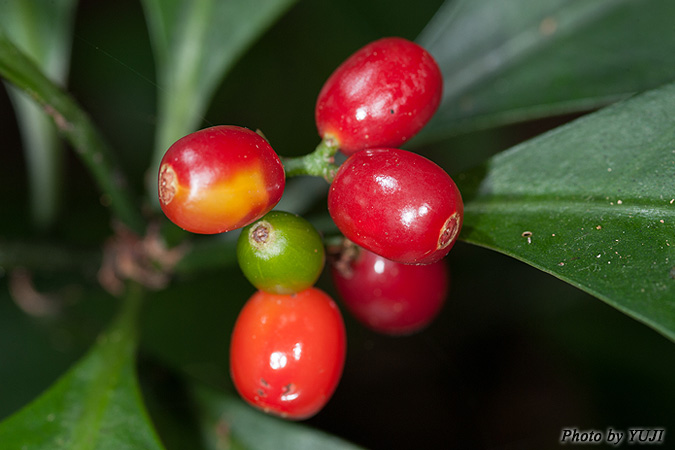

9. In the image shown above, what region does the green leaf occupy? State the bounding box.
[417,0,675,141]
[142,0,298,201]
[458,81,675,341]
[0,286,165,450]
[192,384,365,450]
[0,0,78,230]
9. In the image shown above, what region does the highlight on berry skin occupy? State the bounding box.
[157,125,285,234]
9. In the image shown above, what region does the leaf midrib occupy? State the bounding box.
[66,292,142,450]
[465,196,675,221]
[68,333,133,450]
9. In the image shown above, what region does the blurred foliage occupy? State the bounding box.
[0,0,77,229]
[1,0,675,449]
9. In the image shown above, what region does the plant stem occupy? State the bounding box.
[0,30,145,235]
[106,280,145,353]
[281,138,340,182]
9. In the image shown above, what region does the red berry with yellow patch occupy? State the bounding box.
[158,125,285,234]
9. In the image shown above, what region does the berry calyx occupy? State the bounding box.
[331,243,449,335]
[315,37,443,155]
[327,147,463,264]
[158,125,285,234]
[236,211,325,294]
[230,288,346,420]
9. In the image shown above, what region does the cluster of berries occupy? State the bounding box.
[157,37,463,420]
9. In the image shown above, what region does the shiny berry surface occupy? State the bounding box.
[236,211,325,294]
[230,288,346,420]
[331,245,449,335]
[328,148,463,264]
[158,125,285,234]
[315,37,442,155]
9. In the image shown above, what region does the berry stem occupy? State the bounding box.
[281,138,340,182]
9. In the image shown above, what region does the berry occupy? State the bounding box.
[230,288,346,420]
[158,125,285,234]
[315,37,442,155]
[328,147,463,264]
[331,244,448,335]
[236,211,325,294]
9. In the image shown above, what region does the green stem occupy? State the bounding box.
[281,138,340,182]
[91,280,144,363]
[0,30,145,235]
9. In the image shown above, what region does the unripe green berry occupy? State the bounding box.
[236,211,325,294]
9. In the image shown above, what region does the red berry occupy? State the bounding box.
[315,37,442,155]
[331,245,449,335]
[328,148,462,264]
[158,125,285,234]
[230,288,346,420]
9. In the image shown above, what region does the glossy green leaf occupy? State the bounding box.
[192,384,365,450]
[0,0,77,229]
[142,0,298,201]
[458,81,675,340]
[0,287,165,450]
[416,0,675,141]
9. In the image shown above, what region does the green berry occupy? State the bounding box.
[236,211,325,294]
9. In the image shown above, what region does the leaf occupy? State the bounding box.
[192,384,365,450]
[457,81,675,341]
[0,286,165,450]
[0,30,145,234]
[416,0,675,141]
[0,0,78,229]
[142,0,298,200]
